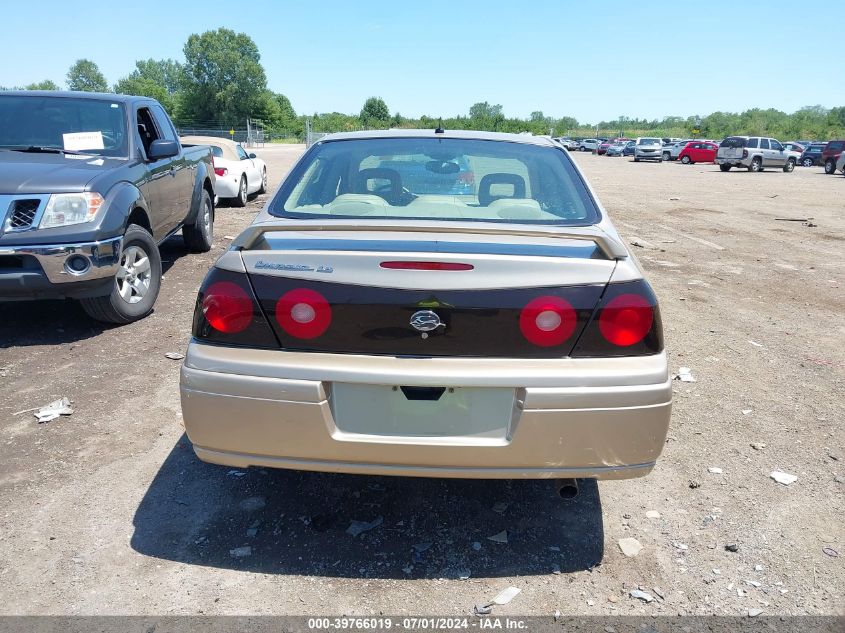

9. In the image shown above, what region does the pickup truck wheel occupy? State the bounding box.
[681,155,691,164]
[182,189,214,253]
[824,159,836,174]
[801,157,814,167]
[749,157,762,172]
[258,168,267,194]
[720,164,731,172]
[232,175,248,207]
[79,224,161,324]
[783,158,795,172]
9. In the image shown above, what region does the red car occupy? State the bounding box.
[598,137,629,155]
[677,141,718,164]
[822,140,845,174]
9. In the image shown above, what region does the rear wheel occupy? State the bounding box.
[182,189,214,252]
[783,158,795,173]
[232,175,248,206]
[79,224,161,324]
[801,157,814,167]
[749,157,762,172]
[825,159,836,174]
[681,155,691,164]
[720,164,731,172]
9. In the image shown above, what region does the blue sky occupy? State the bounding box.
[4,1,844,123]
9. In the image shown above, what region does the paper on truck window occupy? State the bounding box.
[63,131,104,151]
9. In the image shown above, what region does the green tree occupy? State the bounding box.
[180,28,268,124]
[114,76,174,111]
[25,80,60,90]
[359,97,390,127]
[114,59,184,113]
[66,59,108,92]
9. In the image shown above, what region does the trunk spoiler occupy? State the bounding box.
[232,219,628,260]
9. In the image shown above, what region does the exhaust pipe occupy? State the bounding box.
[555,478,579,499]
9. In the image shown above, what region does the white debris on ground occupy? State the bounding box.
[770,471,798,485]
[34,397,73,423]
[708,467,724,474]
[674,367,696,382]
[630,589,654,603]
[493,586,521,605]
[164,352,185,360]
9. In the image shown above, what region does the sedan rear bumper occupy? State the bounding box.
[180,343,672,480]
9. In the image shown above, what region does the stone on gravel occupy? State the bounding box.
[645,510,661,519]
[487,530,509,544]
[618,537,643,558]
[748,608,764,617]
[689,480,701,489]
[472,541,482,551]
[229,546,252,558]
[770,471,798,485]
[822,547,839,558]
[630,589,654,603]
[239,496,266,512]
[725,543,739,552]
[164,352,184,360]
[744,580,762,588]
[474,604,493,615]
[708,467,723,474]
[345,516,383,537]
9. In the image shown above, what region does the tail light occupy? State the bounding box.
[742,149,749,159]
[275,288,332,339]
[519,296,577,347]
[212,157,228,177]
[571,280,663,357]
[192,268,279,348]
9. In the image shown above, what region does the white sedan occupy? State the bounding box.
[181,136,268,206]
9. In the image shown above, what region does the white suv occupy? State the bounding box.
[716,136,798,172]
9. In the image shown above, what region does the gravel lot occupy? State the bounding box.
[0,144,842,617]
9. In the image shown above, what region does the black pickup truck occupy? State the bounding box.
[0,91,216,323]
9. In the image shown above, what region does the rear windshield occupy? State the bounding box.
[720,137,747,148]
[0,95,128,157]
[270,137,600,226]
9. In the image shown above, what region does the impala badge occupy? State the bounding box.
[410,310,445,337]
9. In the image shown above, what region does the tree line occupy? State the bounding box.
[4,28,844,142]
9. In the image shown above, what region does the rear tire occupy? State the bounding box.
[79,224,161,324]
[825,159,836,174]
[749,157,762,172]
[681,155,691,164]
[182,189,214,253]
[801,157,814,167]
[720,164,731,172]
[783,158,795,173]
[232,175,248,206]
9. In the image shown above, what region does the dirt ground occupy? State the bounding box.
[0,144,842,618]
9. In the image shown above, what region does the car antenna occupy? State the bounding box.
[435,118,445,134]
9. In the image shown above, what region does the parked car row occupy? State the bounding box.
[0,91,270,323]
[564,133,844,175]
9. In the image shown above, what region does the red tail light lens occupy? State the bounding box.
[212,157,227,177]
[202,281,254,333]
[519,296,577,347]
[380,261,474,271]
[598,293,653,346]
[275,288,331,339]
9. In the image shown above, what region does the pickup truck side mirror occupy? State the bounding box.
[148,139,179,160]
